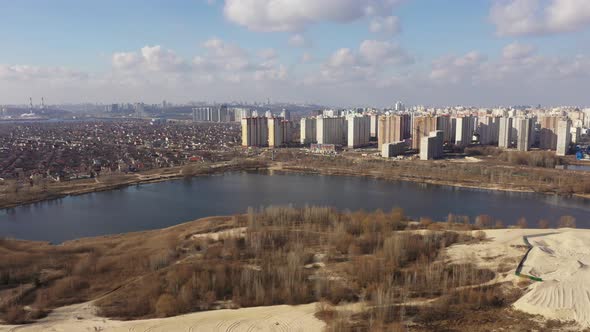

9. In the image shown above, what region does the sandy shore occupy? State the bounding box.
[447,228,590,328]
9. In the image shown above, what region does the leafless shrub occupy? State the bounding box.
[516,217,528,229]
[558,215,576,228]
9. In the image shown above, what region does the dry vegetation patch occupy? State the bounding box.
[1,207,570,330]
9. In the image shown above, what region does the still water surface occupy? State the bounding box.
[1,172,589,243]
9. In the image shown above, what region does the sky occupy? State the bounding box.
[1,0,590,107]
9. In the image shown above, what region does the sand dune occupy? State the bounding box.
[447,228,590,328]
[513,231,590,327]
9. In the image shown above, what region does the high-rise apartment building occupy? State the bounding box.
[193,105,229,122]
[420,130,444,160]
[515,118,533,152]
[233,108,252,122]
[241,117,269,147]
[556,119,571,156]
[317,117,347,145]
[498,117,513,149]
[455,116,476,147]
[539,116,559,150]
[411,116,437,150]
[300,118,317,145]
[436,116,453,143]
[280,109,291,121]
[347,116,371,148]
[477,116,500,145]
[378,114,410,150]
[369,114,379,140]
[268,117,284,147]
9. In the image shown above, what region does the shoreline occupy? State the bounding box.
[270,163,590,199]
[0,162,266,210]
[2,159,589,211]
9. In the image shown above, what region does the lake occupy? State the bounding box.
[1,171,589,243]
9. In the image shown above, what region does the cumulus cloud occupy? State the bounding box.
[490,0,590,36]
[359,40,413,65]
[502,42,536,60]
[3,38,590,106]
[428,44,590,89]
[327,48,358,68]
[307,40,413,86]
[429,51,487,83]
[223,0,401,32]
[112,46,188,72]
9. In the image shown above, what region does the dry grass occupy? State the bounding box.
[0,206,563,330]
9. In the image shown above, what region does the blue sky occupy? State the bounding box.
[1,0,590,106]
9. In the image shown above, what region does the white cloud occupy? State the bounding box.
[112,52,141,70]
[428,46,590,89]
[0,65,88,81]
[258,48,278,60]
[200,38,252,71]
[307,40,413,86]
[359,40,413,65]
[502,42,536,60]
[369,15,401,35]
[288,34,310,48]
[490,0,590,36]
[223,0,401,32]
[429,51,487,83]
[3,38,590,107]
[327,48,358,68]
[111,46,187,72]
[254,64,288,81]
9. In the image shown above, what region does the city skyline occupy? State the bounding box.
[1,0,590,106]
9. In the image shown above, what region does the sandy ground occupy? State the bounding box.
[513,231,590,327]
[447,228,590,328]
[192,227,247,241]
[5,227,590,331]
[0,302,324,332]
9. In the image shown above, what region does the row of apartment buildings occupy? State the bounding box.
[241,117,293,147]
[300,115,371,148]
[375,113,573,156]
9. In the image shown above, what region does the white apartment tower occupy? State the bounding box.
[300,118,317,145]
[317,117,347,145]
[347,116,371,148]
[241,117,269,147]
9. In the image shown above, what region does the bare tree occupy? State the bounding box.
[558,215,576,228]
[537,219,550,229]
[516,217,528,229]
